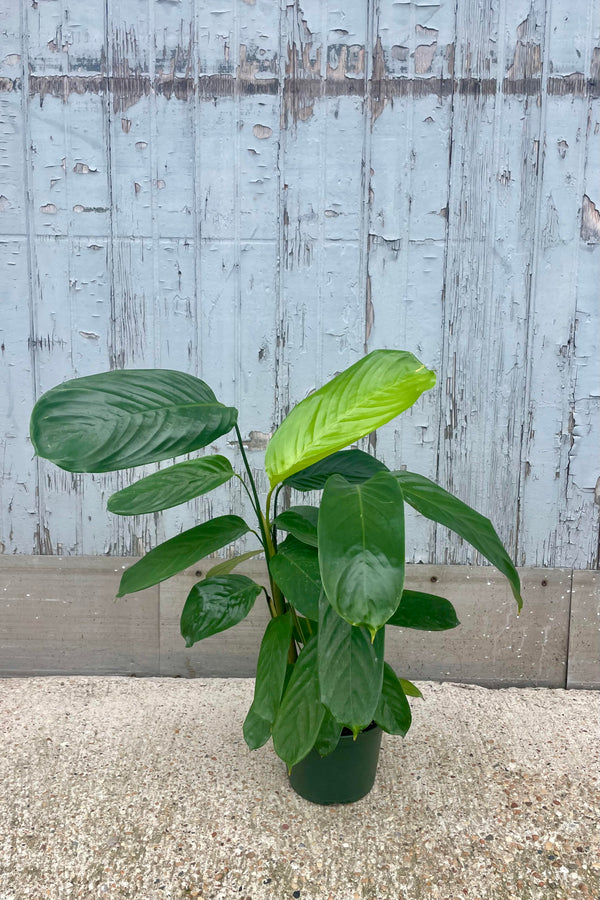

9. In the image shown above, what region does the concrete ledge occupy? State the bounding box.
[0,676,597,899]
[0,556,597,688]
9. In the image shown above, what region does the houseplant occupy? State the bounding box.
[29,350,522,804]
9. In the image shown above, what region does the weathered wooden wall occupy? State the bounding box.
[1,0,599,567]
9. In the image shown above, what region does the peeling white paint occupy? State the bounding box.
[0,0,598,567]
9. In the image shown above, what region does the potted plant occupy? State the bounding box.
[29,350,522,804]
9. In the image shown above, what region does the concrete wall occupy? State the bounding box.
[1,1,599,573]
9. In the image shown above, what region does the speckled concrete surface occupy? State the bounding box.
[0,677,598,900]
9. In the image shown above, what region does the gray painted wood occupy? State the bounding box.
[0,556,588,688]
[0,556,159,675]
[567,570,600,689]
[0,0,598,569]
[386,566,571,688]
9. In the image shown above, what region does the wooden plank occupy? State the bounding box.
[0,556,159,676]
[567,571,600,690]
[0,240,36,555]
[386,566,571,688]
[0,556,578,687]
[517,0,600,567]
[367,0,453,559]
[434,0,546,567]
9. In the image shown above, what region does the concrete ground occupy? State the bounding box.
[0,677,598,900]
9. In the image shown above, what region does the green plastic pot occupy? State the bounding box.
[288,722,383,805]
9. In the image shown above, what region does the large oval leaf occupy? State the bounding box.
[318,594,385,736]
[393,471,523,611]
[180,574,261,647]
[283,449,387,492]
[265,350,435,487]
[272,506,319,546]
[252,612,294,723]
[30,369,237,472]
[268,535,322,620]
[388,590,460,631]
[375,663,412,736]
[117,515,249,597]
[272,637,325,770]
[107,456,234,515]
[318,471,405,635]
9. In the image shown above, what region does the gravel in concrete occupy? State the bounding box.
[0,677,598,900]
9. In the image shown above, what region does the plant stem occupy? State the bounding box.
[234,424,286,618]
[233,473,260,521]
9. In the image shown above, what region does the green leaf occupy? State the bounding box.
[272,506,319,547]
[205,548,265,578]
[394,471,523,611]
[252,612,294,723]
[30,369,237,473]
[180,574,261,648]
[318,471,405,634]
[318,594,385,736]
[375,663,412,737]
[388,590,460,631]
[399,678,423,699]
[107,456,235,515]
[265,350,436,487]
[272,637,326,770]
[243,702,271,750]
[117,515,249,596]
[283,449,387,492]
[314,709,343,758]
[268,535,322,620]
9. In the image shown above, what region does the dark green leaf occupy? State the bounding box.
[273,506,319,547]
[318,471,405,635]
[272,636,325,770]
[252,612,294,723]
[243,702,271,750]
[314,709,343,758]
[268,535,322,620]
[117,515,249,596]
[30,369,237,473]
[205,548,264,578]
[393,471,522,611]
[107,456,234,515]
[388,590,460,631]
[375,663,412,737]
[265,350,436,487]
[283,449,387,492]
[180,574,261,647]
[399,678,423,699]
[318,593,385,736]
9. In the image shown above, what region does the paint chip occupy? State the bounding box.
[121,118,132,133]
[135,141,148,150]
[0,195,10,212]
[73,163,97,174]
[40,203,57,214]
[252,124,272,139]
[156,179,166,189]
[581,195,600,243]
[134,182,141,194]
[3,54,21,66]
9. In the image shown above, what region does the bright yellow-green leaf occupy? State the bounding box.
[264,350,435,488]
